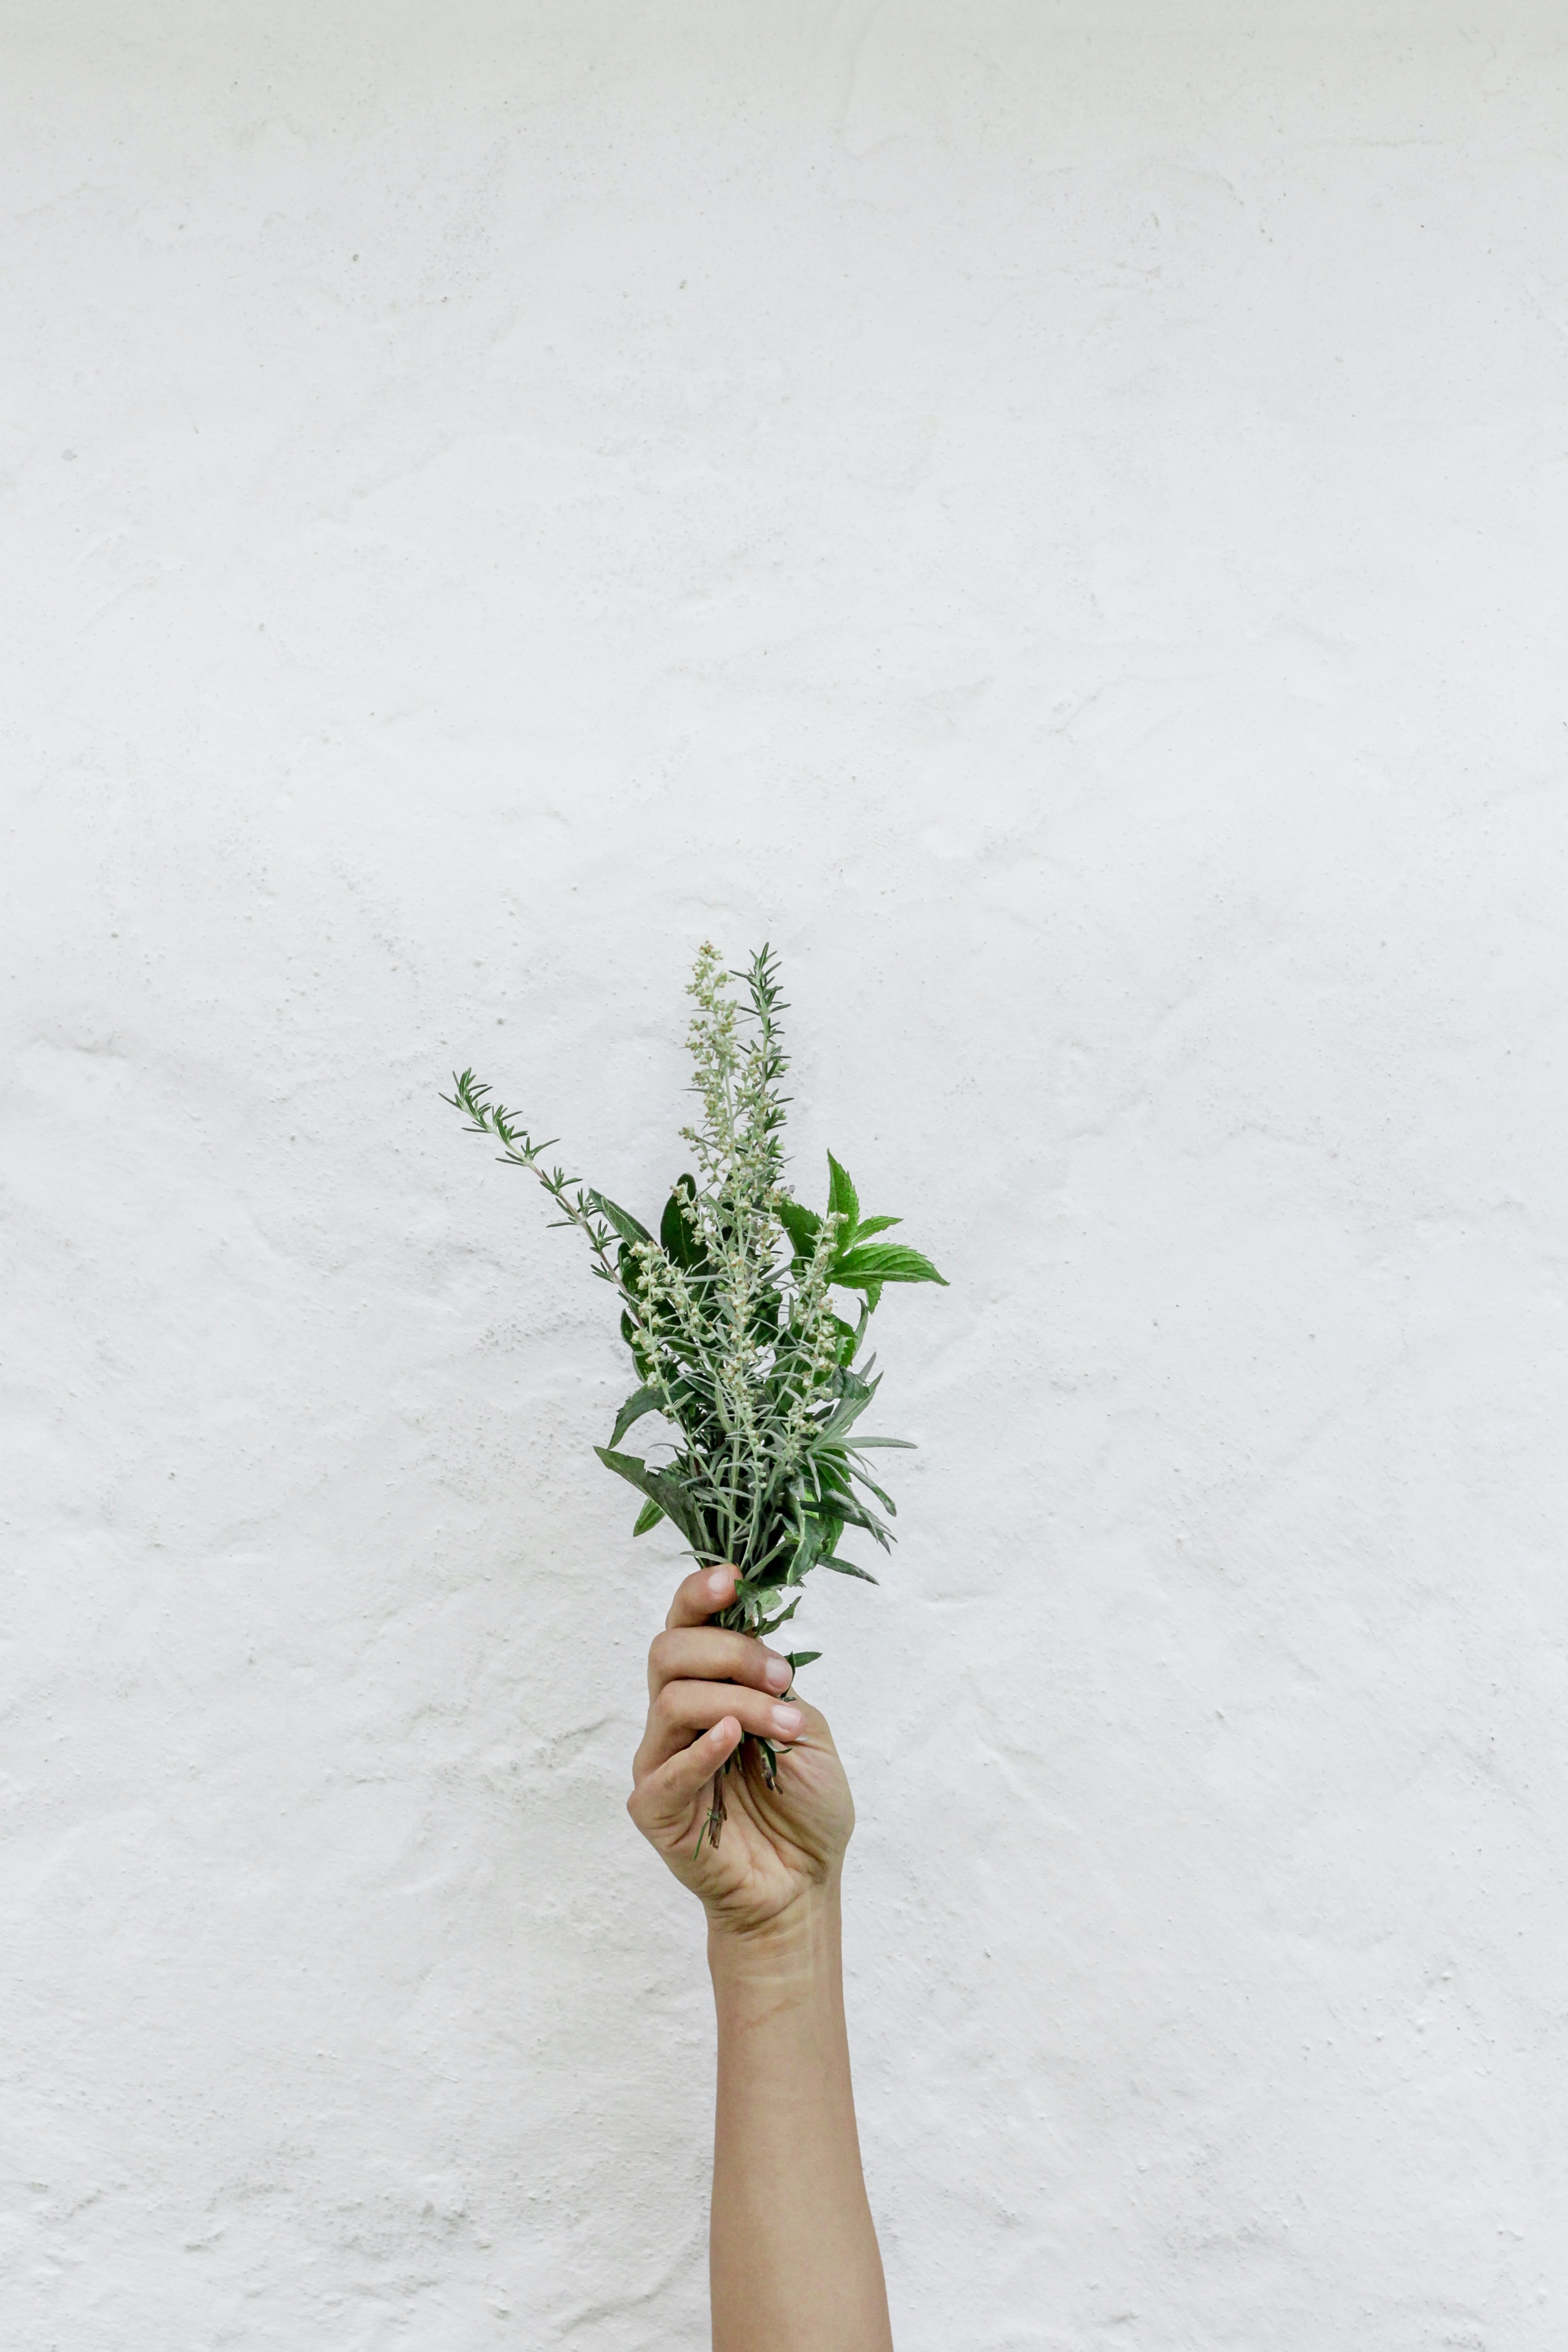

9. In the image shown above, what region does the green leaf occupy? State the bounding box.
[816,1370,881,1441]
[850,1214,902,1240]
[660,1176,704,1269]
[825,1310,862,1366]
[826,1152,859,1233]
[777,1197,820,1259]
[847,1460,897,1514]
[804,1473,889,1548]
[732,1579,803,1639]
[828,1487,893,1546]
[786,1650,822,1671]
[587,1191,653,1248]
[785,1514,824,1586]
[822,1555,880,1584]
[609,1385,663,1449]
[808,1512,844,1558]
[632,1498,664,1536]
[831,1242,947,1288]
[594,1447,706,1550]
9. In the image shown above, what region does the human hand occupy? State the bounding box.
[627,1564,855,1941]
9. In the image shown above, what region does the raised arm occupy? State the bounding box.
[628,1563,895,2352]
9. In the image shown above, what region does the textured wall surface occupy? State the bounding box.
[5,6,1568,2345]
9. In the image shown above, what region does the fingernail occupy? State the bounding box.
[762,1654,792,1692]
[771,1704,803,1737]
[707,1569,732,1599]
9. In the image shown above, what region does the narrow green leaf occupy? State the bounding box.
[587,1191,653,1247]
[786,1650,822,1671]
[822,1556,880,1584]
[609,1385,663,1449]
[850,1215,902,1240]
[804,1477,889,1547]
[594,1447,706,1550]
[785,1513,823,1586]
[847,1461,897,1514]
[826,1152,859,1232]
[817,1370,881,1440]
[832,1487,893,1545]
[632,1498,664,1537]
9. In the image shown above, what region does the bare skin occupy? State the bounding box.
[628,1563,895,2352]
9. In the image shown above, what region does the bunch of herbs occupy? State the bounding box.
[445,943,944,1843]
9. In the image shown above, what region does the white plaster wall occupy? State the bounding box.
[5,5,1568,2344]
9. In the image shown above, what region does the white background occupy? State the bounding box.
[5,5,1567,2345]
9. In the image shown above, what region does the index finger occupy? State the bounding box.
[666,1563,738,1630]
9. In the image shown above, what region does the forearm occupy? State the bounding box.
[709,1885,893,2352]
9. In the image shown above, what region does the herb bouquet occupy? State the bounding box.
[446,943,944,1846]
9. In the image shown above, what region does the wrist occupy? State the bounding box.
[707,1879,843,1990]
